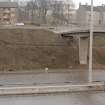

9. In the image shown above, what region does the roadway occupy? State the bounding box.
[0,70,104,87]
[0,70,104,105]
[0,92,105,105]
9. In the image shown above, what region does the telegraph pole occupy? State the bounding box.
[88,0,94,83]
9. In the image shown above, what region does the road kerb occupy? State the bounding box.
[0,82,104,95]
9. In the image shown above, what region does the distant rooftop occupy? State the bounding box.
[0,2,18,8]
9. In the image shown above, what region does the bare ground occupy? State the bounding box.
[0,28,104,71]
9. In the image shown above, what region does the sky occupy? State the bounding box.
[2,0,105,8]
[11,0,105,5]
[53,0,105,8]
[73,0,105,8]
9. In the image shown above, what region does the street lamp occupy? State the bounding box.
[88,0,93,83]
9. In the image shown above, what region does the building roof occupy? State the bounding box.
[0,2,18,8]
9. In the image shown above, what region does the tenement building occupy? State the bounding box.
[76,3,105,26]
[0,2,18,25]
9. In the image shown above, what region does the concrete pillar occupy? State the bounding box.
[78,37,89,64]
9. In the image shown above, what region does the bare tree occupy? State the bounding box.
[37,0,50,24]
[25,0,75,25]
[51,1,66,25]
[26,0,38,23]
[26,0,50,24]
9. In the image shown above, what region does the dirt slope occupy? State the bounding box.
[0,28,105,70]
[0,28,78,70]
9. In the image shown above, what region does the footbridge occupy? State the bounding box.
[52,26,105,65]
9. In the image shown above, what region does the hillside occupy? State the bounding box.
[0,28,78,70]
[0,28,104,70]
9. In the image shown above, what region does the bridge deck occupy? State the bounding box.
[52,26,105,36]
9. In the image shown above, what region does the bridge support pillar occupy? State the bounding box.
[78,37,89,64]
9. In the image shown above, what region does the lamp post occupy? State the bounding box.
[88,0,93,83]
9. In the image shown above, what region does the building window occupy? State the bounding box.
[3,13,10,16]
[3,8,10,11]
[3,18,10,21]
[99,20,101,24]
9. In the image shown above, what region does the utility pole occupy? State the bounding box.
[67,0,70,24]
[88,0,93,83]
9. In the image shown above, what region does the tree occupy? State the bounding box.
[37,0,50,24]
[26,0,75,25]
[26,0,50,24]
[51,1,66,25]
[26,0,38,23]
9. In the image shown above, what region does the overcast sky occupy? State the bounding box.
[73,0,105,8]
[12,0,105,5]
[3,0,105,8]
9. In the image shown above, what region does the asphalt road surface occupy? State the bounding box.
[0,70,104,86]
[0,92,105,105]
[0,70,104,105]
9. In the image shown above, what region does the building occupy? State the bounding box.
[63,0,76,24]
[48,0,75,24]
[76,4,105,26]
[0,2,18,25]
